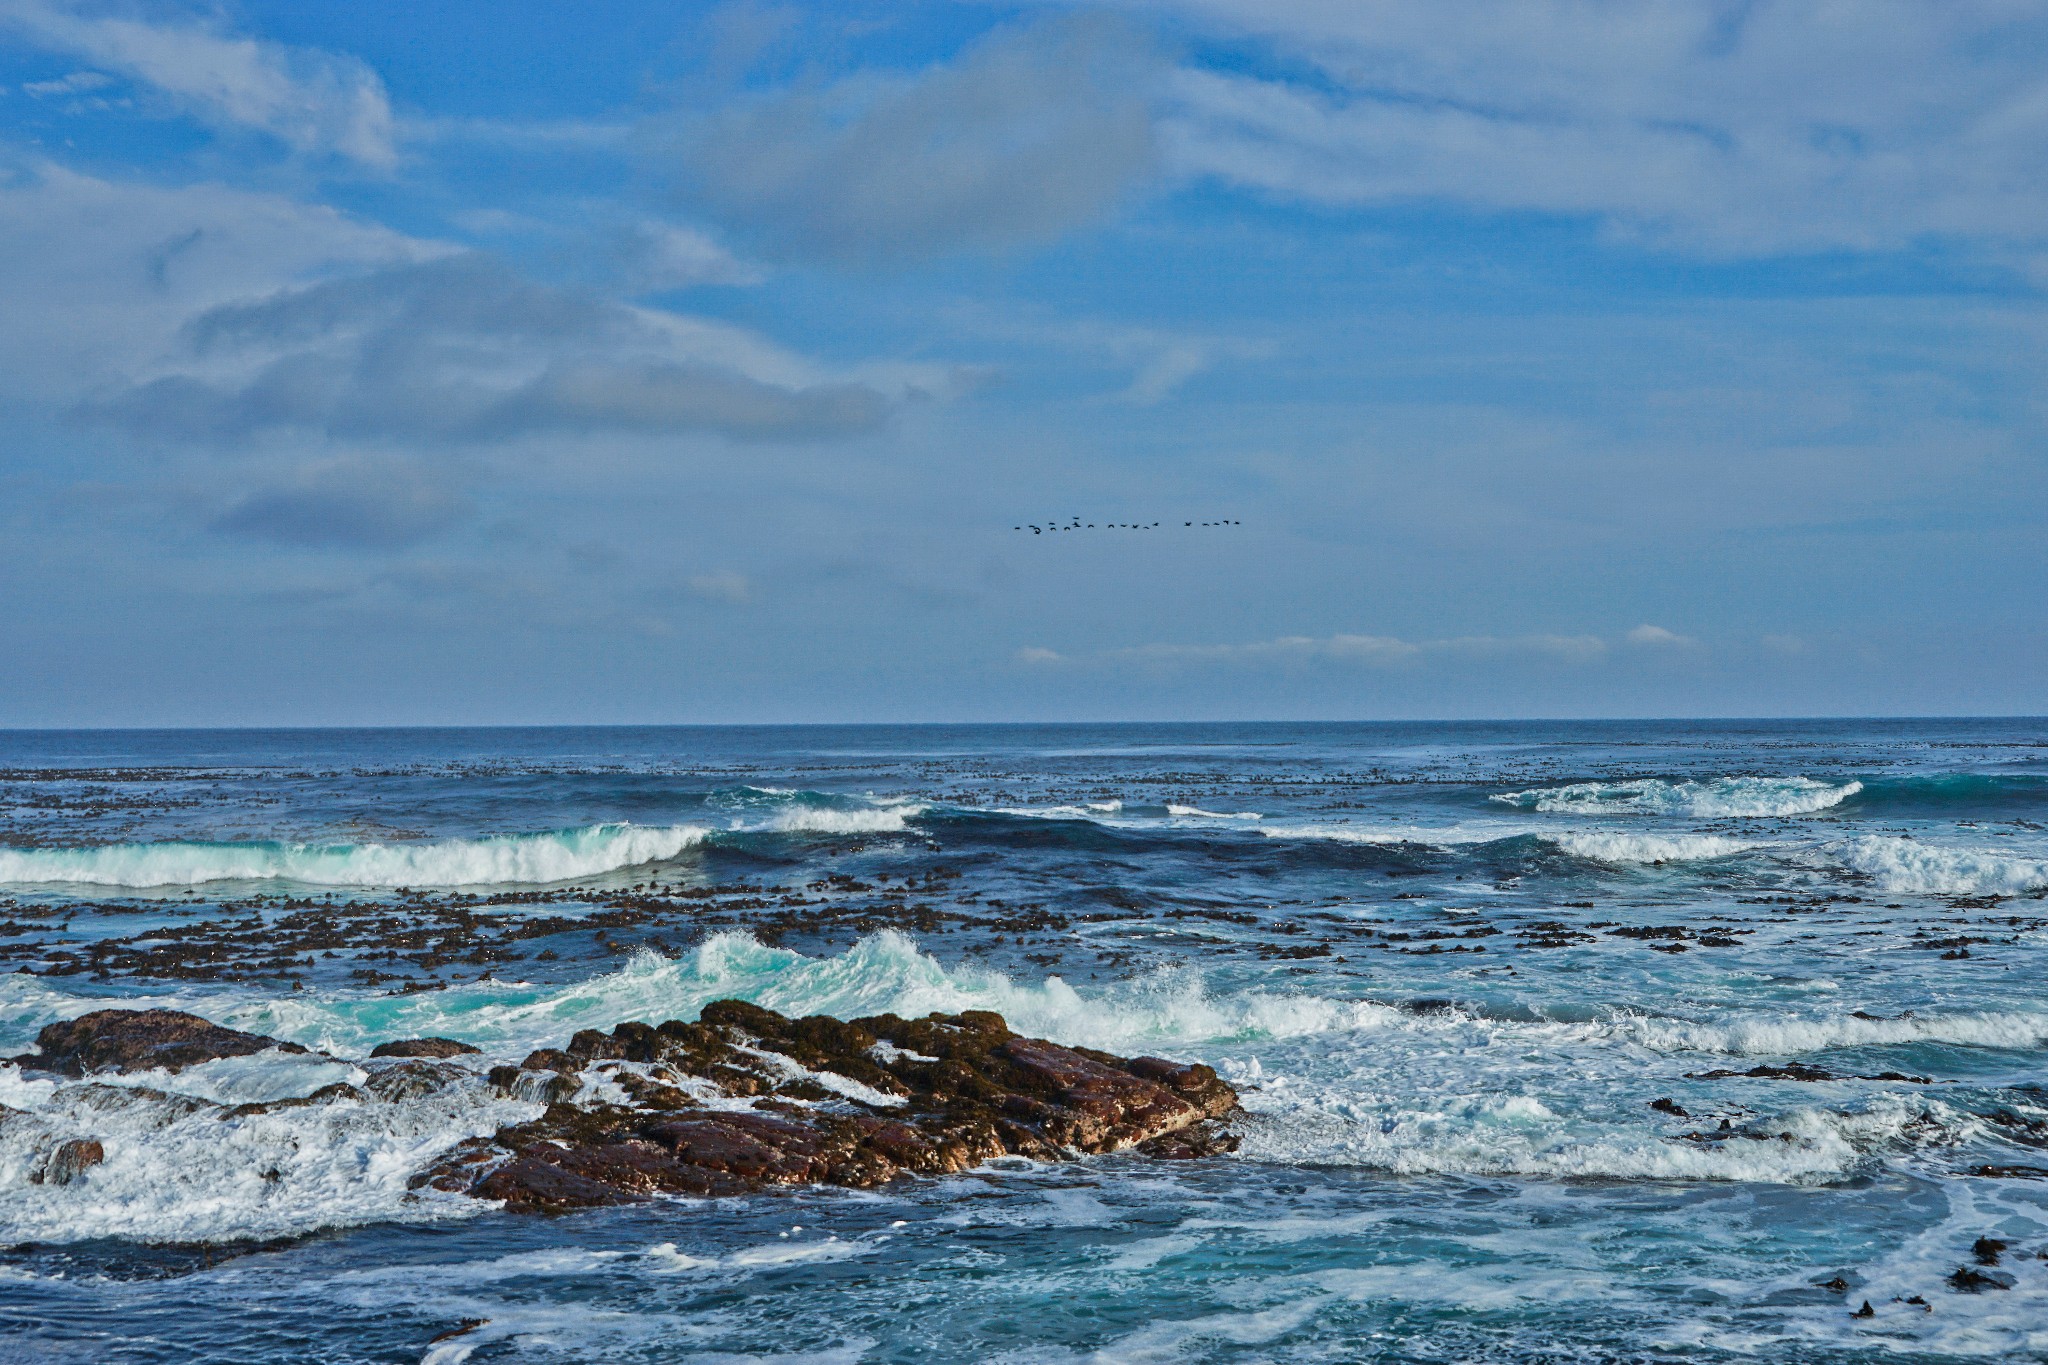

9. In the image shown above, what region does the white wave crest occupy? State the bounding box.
[757,803,926,835]
[1261,821,1534,847]
[0,823,711,889]
[1617,1005,2048,1055]
[1551,831,1764,864]
[0,931,1397,1067]
[1168,805,1263,820]
[1833,835,2048,895]
[1494,776,1861,818]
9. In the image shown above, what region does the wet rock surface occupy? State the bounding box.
[33,1138,105,1186]
[12,1009,307,1077]
[423,999,1240,1212]
[368,1037,481,1059]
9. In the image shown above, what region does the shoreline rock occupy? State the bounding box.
[425,999,1240,1211]
[11,1009,308,1077]
[4,1004,1241,1213]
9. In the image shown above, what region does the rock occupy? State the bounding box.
[424,1000,1240,1212]
[1649,1097,1689,1117]
[14,1009,305,1077]
[1852,1300,1875,1318]
[31,1138,105,1186]
[370,1037,481,1060]
[1972,1236,2009,1266]
[363,1060,472,1103]
[1947,1265,2015,1292]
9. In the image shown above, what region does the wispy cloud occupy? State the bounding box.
[82,254,949,445]
[1024,630,1613,670]
[687,570,754,604]
[1,0,397,166]
[1143,0,2048,254]
[1626,623,1696,648]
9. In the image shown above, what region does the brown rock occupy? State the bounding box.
[428,1000,1241,1212]
[32,1138,105,1186]
[14,1009,306,1076]
[369,1037,481,1059]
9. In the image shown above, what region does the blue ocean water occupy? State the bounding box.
[0,720,2044,1362]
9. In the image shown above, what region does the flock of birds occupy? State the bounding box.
[1014,518,1241,534]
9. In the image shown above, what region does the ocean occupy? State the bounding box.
[0,719,2043,1362]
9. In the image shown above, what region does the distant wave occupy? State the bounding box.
[1493,775,1861,818]
[1168,804,1262,819]
[1833,835,2048,896]
[757,802,926,835]
[1550,831,1764,864]
[0,823,711,888]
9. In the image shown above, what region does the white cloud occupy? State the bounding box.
[1014,646,1064,664]
[616,221,764,291]
[0,161,431,394]
[673,13,1161,264]
[21,68,112,97]
[1127,0,2048,254]
[687,570,753,603]
[1626,623,1696,647]
[1,0,396,166]
[1044,630,1610,669]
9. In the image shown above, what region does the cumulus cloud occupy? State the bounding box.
[83,254,922,444]
[212,458,465,550]
[1132,0,2048,254]
[0,0,397,166]
[672,14,1161,264]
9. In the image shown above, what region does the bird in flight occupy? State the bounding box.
[1012,519,1237,532]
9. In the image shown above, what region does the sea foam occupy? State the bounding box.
[1832,834,2048,895]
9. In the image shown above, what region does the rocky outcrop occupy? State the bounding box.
[4,1003,1240,1212]
[423,999,1240,1211]
[369,1037,481,1059]
[12,1009,307,1076]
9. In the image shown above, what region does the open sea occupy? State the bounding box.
[0,719,2045,1363]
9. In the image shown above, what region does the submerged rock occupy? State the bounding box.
[13,1009,307,1077]
[424,999,1240,1212]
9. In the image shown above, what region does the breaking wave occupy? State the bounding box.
[1494,776,1861,818]
[1550,831,1765,864]
[0,823,712,889]
[1833,835,2048,896]
[757,802,926,835]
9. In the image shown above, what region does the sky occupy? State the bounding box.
[0,0,2043,726]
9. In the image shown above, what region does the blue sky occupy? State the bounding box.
[0,0,2042,724]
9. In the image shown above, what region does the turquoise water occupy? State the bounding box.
[0,721,2043,1362]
